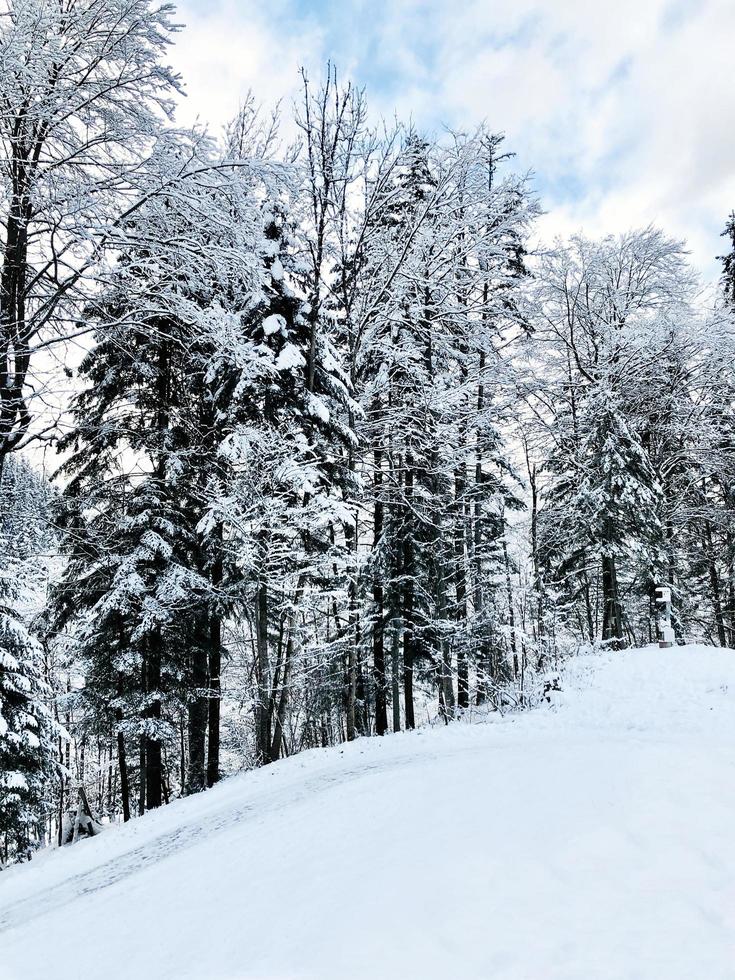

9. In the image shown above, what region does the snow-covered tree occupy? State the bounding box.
[52,144,259,806]
[719,212,735,309]
[204,190,356,764]
[0,0,182,477]
[526,229,701,647]
[0,456,60,863]
[352,127,535,721]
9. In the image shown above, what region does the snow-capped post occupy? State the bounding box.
[655,586,675,648]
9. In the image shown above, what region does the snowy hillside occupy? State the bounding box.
[1,646,734,980]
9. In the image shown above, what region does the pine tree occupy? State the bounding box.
[719,212,735,308]
[204,196,355,762]
[53,178,226,805]
[0,457,60,863]
[54,299,208,809]
[355,128,534,719]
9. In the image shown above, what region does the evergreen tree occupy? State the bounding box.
[53,166,237,805]
[0,457,60,863]
[204,196,355,763]
[719,212,735,308]
[529,229,698,648]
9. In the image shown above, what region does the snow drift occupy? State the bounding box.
[0,645,733,980]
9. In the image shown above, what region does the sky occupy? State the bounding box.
[167,0,735,282]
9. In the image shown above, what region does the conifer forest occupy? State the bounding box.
[1,0,735,885]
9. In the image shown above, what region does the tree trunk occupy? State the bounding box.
[269,625,294,762]
[145,633,163,810]
[117,728,130,823]
[0,172,32,468]
[344,519,359,741]
[601,544,625,648]
[454,462,469,709]
[527,456,546,666]
[502,535,517,671]
[138,656,146,816]
[402,461,416,730]
[206,550,223,788]
[391,617,401,732]
[389,461,402,732]
[115,675,131,823]
[705,520,727,647]
[256,581,271,764]
[666,515,682,642]
[434,532,455,720]
[473,351,489,701]
[727,534,735,647]
[581,566,595,643]
[186,620,208,794]
[372,448,388,735]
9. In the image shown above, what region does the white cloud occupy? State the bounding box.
[170,0,735,280]
[168,1,325,133]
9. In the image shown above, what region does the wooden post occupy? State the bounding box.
[655,585,675,648]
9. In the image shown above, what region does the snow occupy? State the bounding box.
[269,258,285,282]
[275,342,306,371]
[262,313,285,336]
[307,391,330,422]
[1,772,27,791]
[1,645,734,980]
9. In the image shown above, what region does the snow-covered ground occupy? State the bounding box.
[1,645,734,980]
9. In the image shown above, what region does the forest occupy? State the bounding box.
[2,0,735,866]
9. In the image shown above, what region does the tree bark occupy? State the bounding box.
[527,455,546,666]
[502,535,517,674]
[186,620,208,794]
[145,633,163,810]
[473,351,489,701]
[601,542,625,648]
[344,518,359,741]
[705,520,727,647]
[402,460,416,730]
[391,614,401,732]
[115,675,131,823]
[433,521,455,720]
[454,461,469,709]
[256,581,272,764]
[138,656,146,816]
[727,533,735,647]
[206,550,223,788]
[269,624,294,762]
[372,448,388,735]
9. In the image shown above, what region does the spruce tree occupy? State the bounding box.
[719,212,735,308]
[0,458,60,863]
[54,189,218,805]
[205,198,355,762]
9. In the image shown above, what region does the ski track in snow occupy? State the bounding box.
[1,645,734,980]
[0,796,262,934]
[0,753,445,935]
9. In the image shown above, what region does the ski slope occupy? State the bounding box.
[1,646,734,980]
